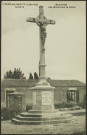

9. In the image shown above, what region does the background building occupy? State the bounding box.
[1,79,86,109]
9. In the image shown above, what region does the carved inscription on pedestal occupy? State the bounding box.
[42,91,51,105]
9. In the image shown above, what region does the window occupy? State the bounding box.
[67,89,79,102]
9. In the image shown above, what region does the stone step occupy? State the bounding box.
[20,112,42,117]
[20,111,70,118]
[12,118,42,125]
[12,118,72,125]
[28,110,43,113]
[28,109,59,113]
[16,115,71,121]
[11,111,73,125]
[16,115,43,121]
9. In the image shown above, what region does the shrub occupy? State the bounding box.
[1,107,11,120]
[9,110,17,118]
[54,102,77,109]
[77,102,86,109]
[1,107,17,120]
[26,105,32,111]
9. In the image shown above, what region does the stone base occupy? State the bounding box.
[12,79,68,125]
[11,81,72,125]
[31,79,55,111]
[32,105,54,111]
[32,87,54,111]
[12,110,72,125]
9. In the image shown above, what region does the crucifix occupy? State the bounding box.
[26,6,55,84]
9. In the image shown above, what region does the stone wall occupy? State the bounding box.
[1,87,33,107]
[54,87,67,104]
[54,86,86,105]
[78,87,86,103]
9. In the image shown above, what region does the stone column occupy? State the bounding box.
[39,28,46,80]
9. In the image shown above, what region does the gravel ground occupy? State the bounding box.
[1,109,86,134]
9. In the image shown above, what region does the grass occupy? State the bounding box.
[1,109,86,134]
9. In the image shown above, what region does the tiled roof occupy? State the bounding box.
[1,79,86,88]
[47,80,86,87]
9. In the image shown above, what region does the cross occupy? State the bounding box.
[26,6,55,82]
[26,6,55,26]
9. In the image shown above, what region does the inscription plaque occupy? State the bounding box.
[42,91,51,105]
[69,88,77,90]
[33,92,36,105]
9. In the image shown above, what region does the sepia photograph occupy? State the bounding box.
[1,1,86,134]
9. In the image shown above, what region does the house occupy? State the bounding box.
[1,79,86,109]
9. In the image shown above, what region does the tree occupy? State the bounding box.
[4,68,25,79]
[29,73,33,79]
[4,70,13,79]
[34,72,39,79]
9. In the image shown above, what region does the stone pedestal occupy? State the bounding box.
[31,85,55,111]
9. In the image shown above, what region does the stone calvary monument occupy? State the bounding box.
[12,6,72,125]
[26,6,55,111]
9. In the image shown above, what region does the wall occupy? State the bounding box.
[1,86,86,107]
[54,86,86,104]
[78,87,86,103]
[54,87,67,104]
[1,87,33,107]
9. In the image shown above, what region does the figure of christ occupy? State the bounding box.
[34,18,47,50]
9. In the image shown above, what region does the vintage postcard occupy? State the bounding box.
[1,1,86,134]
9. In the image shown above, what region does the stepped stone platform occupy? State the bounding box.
[11,110,72,125]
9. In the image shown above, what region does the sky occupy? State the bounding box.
[1,1,86,83]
